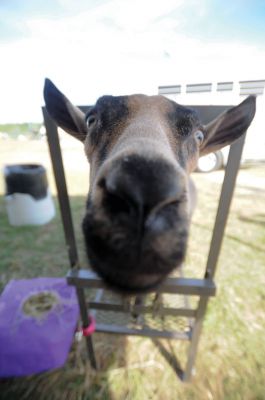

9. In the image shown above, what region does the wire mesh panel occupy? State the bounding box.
[67,268,215,343]
[90,288,192,337]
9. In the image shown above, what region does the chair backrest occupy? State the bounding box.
[42,104,246,381]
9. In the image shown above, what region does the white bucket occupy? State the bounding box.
[5,192,55,226]
[4,164,55,226]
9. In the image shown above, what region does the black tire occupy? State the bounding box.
[196,150,223,173]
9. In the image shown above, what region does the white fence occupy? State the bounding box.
[158,80,265,162]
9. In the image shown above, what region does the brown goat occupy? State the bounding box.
[44,79,256,293]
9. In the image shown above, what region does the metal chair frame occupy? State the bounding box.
[43,104,246,381]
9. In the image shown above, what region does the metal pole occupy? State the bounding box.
[76,287,97,369]
[183,296,208,381]
[42,107,97,369]
[42,108,79,268]
[184,134,246,381]
[205,134,246,280]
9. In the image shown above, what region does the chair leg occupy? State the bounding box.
[183,297,208,382]
[76,287,97,369]
[84,335,97,370]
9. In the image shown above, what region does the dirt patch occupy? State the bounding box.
[22,291,59,318]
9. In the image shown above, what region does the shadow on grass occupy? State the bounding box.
[152,339,184,380]
[237,184,265,195]
[192,220,265,254]
[239,213,265,227]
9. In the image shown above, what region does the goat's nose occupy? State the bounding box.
[101,156,184,217]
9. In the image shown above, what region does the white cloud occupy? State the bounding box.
[0,0,265,122]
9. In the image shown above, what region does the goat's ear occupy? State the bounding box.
[200,96,256,156]
[43,78,88,142]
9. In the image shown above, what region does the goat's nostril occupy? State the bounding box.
[98,178,106,189]
[100,171,140,217]
[100,179,136,216]
[99,157,186,221]
[104,191,133,215]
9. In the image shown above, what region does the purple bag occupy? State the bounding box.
[0,278,79,377]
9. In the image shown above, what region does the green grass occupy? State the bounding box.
[0,138,264,400]
[0,123,42,139]
[0,195,88,291]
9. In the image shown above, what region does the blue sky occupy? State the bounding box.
[178,1,265,46]
[1,0,265,122]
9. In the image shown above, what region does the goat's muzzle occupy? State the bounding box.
[82,156,189,294]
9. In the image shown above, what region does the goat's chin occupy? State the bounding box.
[82,202,189,294]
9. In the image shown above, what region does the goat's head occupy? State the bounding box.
[44,79,256,293]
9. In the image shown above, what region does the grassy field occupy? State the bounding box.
[0,138,264,400]
[0,123,42,139]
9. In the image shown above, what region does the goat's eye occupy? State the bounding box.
[86,114,97,128]
[195,130,204,145]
